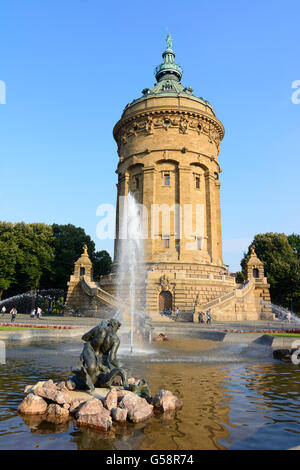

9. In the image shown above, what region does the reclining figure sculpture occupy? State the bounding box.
[71,318,151,402]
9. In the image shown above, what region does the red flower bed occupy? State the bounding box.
[0,322,79,330]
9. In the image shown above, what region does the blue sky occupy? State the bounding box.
[1,0,299,271]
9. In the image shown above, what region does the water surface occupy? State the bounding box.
[0,337,299,450]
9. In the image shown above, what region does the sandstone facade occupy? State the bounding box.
[65,37,273,322]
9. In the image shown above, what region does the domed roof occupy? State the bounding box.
[125,35,213,111]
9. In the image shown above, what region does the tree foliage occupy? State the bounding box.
[0,223,18,298]
[0,222,112,298]
[240,233,300,311]
[44,224,97,289]
[13,223,55,292]
[92,250,113,280]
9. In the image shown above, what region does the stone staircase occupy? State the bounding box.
[194,278,273,321]
[80,277,120,308]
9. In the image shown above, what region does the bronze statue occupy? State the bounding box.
[71,318,127,392]
[71,318,152,403]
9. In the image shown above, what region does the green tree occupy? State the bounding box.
[91,250,112,280]
[240,233,300,311]
[288,233,300,259]
[45,224,96,290]
[235,271,245,283]
[1,221,112,297]
[0,222,18,298]
[11,223,55,294]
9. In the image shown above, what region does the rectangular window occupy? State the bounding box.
[195,176,200,189]
[196,237,202,250]
[163,237,170,248]
[164,173,170,186]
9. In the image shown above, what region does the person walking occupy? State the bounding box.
[1,306,6,315]
[287,311,291,323]
[10,307,17,323]
[30,308,36,319]
[36,307,43,319]
[198,311,204,324]
[206,309,211,325]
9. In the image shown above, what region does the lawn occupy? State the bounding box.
[269,332,300,338]
[0,326,40,331]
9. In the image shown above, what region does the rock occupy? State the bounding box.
[76,398,103,419]
[111,407,128,422]
[46,404,70,423]
[56,381,68,392]
[119,393,153,423]
[24,385,34,396]
[63,403,70,410]
[76,408,112,431]
[66,379,76,391]
[33,380,72,405]
[153,390,183,413]
[69,398,87,415]
[103,389,118,411]
[33,380,58,401]
[117,390,137,403]
[54,390,72,405]
[18,393,48,415]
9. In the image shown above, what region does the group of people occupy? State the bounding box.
[161,307,181,320]
[198,309,212,324]
[1,306,18,322]
[1,305,43,321]
[162,308,173,316]
[279,311,292,323]
[30,307,43,319]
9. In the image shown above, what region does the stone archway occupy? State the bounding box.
[159,291,173,312]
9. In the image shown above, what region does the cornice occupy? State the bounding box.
[113,108,224,149]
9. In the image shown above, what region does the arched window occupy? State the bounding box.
[253,268,259,278]
[80,267,86,276]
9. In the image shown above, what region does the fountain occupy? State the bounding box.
[17,318,182,433]
[0,289,65,315]
[260,300,300,325]
[115,193,147,352]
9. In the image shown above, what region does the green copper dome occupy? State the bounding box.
[154,33,183,82]
[124,35,212,111]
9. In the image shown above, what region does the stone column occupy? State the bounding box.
[205,171,219,264]
[114,172,130,264]
[178,165,191,261]
[215,181,223,264]
[142,165,156,262]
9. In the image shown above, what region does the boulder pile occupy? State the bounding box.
[18,378,182,432]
